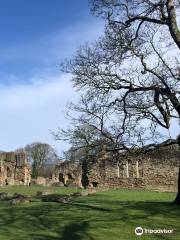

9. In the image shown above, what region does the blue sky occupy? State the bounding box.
[0,0,102,83]
[0,1,178,156]
[0,0,104,154]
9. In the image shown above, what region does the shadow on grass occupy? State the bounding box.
[70,202,112,212]
[0,198,179,240]
[117,201,179,218]
[30,221,93,240]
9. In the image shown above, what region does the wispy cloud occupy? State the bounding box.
[0,73,77,153]
[0,19,104,72]
[0,17,104,154]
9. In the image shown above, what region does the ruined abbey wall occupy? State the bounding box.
[53,161,82,187]
[53,145,179,192]
[0,152,31,186]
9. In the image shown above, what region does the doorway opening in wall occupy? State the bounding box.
[67,173,73,180]
[59,173,64,184]
[65,173,75,186]
[92,182,98,187]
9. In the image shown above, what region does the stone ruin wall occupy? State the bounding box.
[142,146,179,192]
[0,152,31,186]
[54,145,179,192]
[86,146,179,192]
[53,161,82,187]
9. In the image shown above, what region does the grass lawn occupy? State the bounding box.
[0,186,179,240]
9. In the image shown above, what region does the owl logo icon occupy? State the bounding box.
[135,227,143,236]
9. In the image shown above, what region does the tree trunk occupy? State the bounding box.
[173,165,180,205]
[81,159,89,189]
[166,0,180,50]
[173,135,180,205]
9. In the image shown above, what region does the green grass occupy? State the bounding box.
[0,185,80,196]
[0,186,179,240]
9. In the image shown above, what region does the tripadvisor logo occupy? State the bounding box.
[135,227,143,236]
[135,226,174,236]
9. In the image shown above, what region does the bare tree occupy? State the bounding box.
[25,142,58,178]
[58,0,180,203]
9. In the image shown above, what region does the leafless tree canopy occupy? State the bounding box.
[25,142,58,178]
[56,0,180,202]
[59,0,179,151]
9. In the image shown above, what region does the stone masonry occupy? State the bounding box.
[0,152,31,186]
[53,161,82,187]
[53,145,179,192]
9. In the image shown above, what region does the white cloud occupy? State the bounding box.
[0,17,104,155]
[0,73,77,154]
